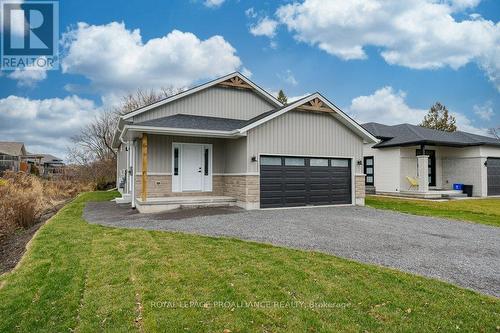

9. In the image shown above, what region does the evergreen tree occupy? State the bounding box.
[277,89,288,105]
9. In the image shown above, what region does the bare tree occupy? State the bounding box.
[67,86,183,188]
[117,86,183,115]
[68,108,117,164]
[489,127,500,140]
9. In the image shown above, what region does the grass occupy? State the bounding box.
[366,195,500,227]
[0,192,498,332]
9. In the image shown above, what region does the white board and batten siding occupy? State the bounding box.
[247,111,364,173]
[132,86,275,123]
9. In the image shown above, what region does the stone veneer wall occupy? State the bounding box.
[355,174,366,206]
[135,175,260,207]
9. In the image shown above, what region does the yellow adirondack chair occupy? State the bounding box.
[406,176,419,191]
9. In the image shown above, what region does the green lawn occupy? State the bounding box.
[366,196,500,227]
[0,192,498,332]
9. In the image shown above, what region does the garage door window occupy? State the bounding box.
[285,157,305,166]
[261,156,282,165]
[310,158,329,167]
[331,159,349,167]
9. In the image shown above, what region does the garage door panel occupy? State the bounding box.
[488,158,500,196]
[260,155,351,208]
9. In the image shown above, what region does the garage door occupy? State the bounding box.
[487,157,500,196]
[260,155,352,208]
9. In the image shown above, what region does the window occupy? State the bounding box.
[331,159,349,167]
[285,157,305,166]
[204,148,209,176]
[261,156,282,166]
[364,156,374,185]
[310,158,328,167]
[174,147,179,176]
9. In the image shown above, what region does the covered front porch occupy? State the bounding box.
[115,124,260,212]
[396,144,486,198]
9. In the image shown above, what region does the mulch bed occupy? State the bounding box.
[0,200,69,274]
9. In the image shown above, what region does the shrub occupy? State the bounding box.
[0,172,92,237]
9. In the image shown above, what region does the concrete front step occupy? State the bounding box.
[135,196,237,213]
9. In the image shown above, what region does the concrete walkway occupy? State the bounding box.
[84,202,500,297]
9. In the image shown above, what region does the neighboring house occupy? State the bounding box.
[363,122,500,197]
[0,142,27,173]
[40,154,65,177]
[112,73,377,212]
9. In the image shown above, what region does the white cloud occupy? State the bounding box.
[0,95,98,158]
[348,86,487,134]
[7,67,47,87]
[245,7,257,18]
[473,101,494,120]
[204,0,225,8]
[250,17,278,38]
[61,22,242,102]
[275,0,500,91]
[278,69,298,86]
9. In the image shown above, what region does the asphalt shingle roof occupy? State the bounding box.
[363,122,500,148]
[135,114,249,132]
[0,142,26,156]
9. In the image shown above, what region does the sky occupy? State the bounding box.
[0,0,499,159]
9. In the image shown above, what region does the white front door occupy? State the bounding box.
[181,144,203,191]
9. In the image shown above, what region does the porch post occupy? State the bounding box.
[417,155,429,193]
[141,133,148,201]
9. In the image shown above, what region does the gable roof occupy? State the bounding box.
[121,72,283,121]
[363,122,500,148]
[238,93,378,143]
[0,142,26,156]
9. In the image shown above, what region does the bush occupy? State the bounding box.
[0,172,92,237]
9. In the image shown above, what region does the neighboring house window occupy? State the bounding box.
[364,156,374,185]
[174,147,179,176]
[204,148,209,176]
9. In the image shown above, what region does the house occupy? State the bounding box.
[362,122,500,197]
[23,153,65,177]
[112,72,378,212]
[40,154,65,177]
[0,141,27,173]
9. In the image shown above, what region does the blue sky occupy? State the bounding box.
[0,0,499,158]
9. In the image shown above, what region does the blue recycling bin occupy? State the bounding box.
[453,183,463,190]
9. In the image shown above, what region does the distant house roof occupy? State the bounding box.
[0,142,26,156]
[363,122,500,148]
[41,154,64,164]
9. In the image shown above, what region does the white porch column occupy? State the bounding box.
[417,155,429,193]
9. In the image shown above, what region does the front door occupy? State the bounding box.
[181,144,203,191]
[416,149,436,187]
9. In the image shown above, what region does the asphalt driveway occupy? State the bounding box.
[84,202,500,297]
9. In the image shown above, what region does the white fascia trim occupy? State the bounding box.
[120,125,246,140]
[122,72,283,120]
[238,93,378,144]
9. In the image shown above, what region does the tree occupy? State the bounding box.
[118,87,183,115]
[489,127,500,140]
[277,89,288,105]
[420,102,457,132]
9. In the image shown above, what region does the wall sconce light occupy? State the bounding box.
[357,160,363,166]
[251,156,257,162]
